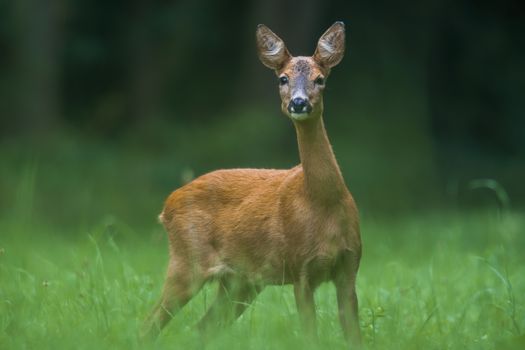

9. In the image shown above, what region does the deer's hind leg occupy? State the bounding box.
[196,277,260,333]
[140,256,206,340]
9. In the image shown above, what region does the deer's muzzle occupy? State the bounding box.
[288,97,312,115]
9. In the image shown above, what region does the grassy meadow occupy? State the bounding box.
[0,137,524,350]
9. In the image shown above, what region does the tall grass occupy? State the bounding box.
[1,208,523,349]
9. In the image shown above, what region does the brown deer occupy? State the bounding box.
[141,21,362,345]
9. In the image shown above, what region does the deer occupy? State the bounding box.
[141,21,362,346]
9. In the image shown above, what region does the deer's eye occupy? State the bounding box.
[315,76,325,86]
[279,76,289,85]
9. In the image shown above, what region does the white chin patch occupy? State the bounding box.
[290,113,310,121]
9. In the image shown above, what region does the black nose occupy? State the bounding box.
[288,97,311,114]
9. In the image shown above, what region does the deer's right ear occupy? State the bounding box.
[256,24,291,71]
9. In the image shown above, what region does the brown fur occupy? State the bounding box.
[141,22,361,346]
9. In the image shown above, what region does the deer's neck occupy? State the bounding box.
[294,116,347,204]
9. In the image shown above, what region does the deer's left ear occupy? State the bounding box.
[313,22,345,68]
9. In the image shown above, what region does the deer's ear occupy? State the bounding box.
[256,24,291,71]
[313,22,345,68]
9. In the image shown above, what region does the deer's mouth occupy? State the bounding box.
[290,112,311,121]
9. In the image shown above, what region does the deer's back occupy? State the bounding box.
[160,168,291,224]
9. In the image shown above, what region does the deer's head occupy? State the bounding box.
[256,22,345,122]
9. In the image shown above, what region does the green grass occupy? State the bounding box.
[1,209,524,349]
[0,135,523,349]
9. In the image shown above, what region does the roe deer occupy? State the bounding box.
[141,21,361,345]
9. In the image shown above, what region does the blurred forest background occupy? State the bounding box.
[0,0,524,231]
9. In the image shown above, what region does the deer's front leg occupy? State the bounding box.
[335,252,362,347]
[336,280,361,346]
[293,279,317,339]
